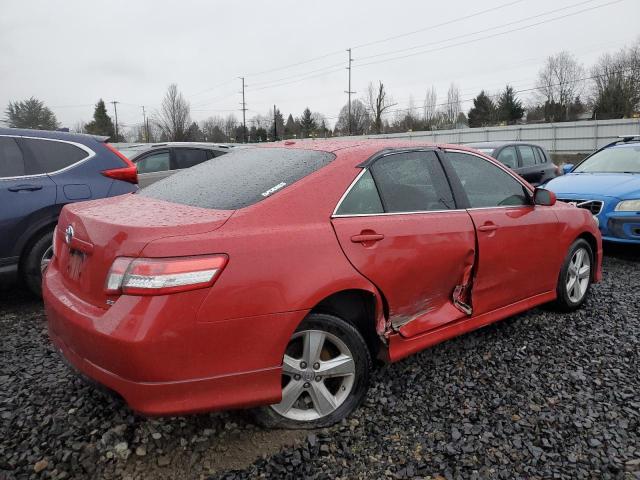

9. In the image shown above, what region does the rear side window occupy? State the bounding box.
[370,151,455,212]
[139,147,335,209]
[173,148,208,169]
[496,146,518,169]
[21,138,89,174]
[447,151,530,208]
[535,147,547,164]
[136,151,170,173]
[336,170,383,215]
[0,137,26,178]
[518,146,536,167]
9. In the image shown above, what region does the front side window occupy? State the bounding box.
[574,145,640,173]
[370,151,455,212]
[140,147,335,210]
[518,146,537,167]
[21,138,89,174]
[447,151,530,208]
[136,151,171,173]
[496,146,518,169]
[173,148,208,169]
[0,137,26,178]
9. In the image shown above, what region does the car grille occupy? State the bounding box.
[558,198,604,215]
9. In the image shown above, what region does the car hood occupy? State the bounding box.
[545,173,640,199]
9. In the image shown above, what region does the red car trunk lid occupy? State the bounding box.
[54,194,233,308]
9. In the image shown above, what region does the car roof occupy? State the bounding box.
[0,127,108,144]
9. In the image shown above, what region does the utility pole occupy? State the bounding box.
[240,77,247,143]
[141,106,149,142]
[273,104,278,142]
[344,48,355,135]
[110,101,119,141]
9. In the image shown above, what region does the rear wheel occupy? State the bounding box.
[552,239,593,312]
[22,229,54,297]
[254,313,371,429]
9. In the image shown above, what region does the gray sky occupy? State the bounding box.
[1,0,638,131]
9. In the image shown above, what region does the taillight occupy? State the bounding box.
[105,255,228,296]
[102,143,138,184]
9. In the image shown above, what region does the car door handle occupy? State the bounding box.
[351,233,385,243]
[478,223,498,233]
[8,184,43,192]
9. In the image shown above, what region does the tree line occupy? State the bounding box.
[3,40,638,142]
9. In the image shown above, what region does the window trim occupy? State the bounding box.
[0,134,95,180]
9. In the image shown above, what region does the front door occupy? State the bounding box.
[444,150,561,315]
[331,149,477,338]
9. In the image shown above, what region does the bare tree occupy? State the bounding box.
[423,86,437,127]
[365,81,396,134]
[223,114,237,141]
[536,52,585,109]
[444,83,461,125]
[335,99,370,136]
[154,84,191,141]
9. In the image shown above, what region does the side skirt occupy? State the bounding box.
[387,290,556,362]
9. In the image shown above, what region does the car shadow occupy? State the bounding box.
[603,242,640,262]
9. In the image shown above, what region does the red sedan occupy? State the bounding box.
[43,141,602,428]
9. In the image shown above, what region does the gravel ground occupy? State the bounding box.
[1,246,639,480]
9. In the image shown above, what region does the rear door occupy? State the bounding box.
[134,149,171,187]
[0,136,57,259]
[331,149,477,337]
[535,147,557,183]
[444,150,561,315]
[516,145,544,185]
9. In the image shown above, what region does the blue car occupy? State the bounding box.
[544,135,640,244]
[0,128,138,294]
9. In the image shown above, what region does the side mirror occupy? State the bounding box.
[534,187,556,206]
[562,163,574,175]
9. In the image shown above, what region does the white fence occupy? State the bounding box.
[336,118,640,154]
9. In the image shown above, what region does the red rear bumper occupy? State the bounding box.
[43,262,304,416]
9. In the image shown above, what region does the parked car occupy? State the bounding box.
[0,128,138,295]
[43,141,601,428]
[466,141,559,185]
[544,135,640,244]
[118,142,234,187]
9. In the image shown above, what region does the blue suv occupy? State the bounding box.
[545,135,640,244]
[0,128,138,294]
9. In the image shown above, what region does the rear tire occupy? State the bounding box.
[254,313,371,429]
[551,239,593,312]
[22,229,54,297]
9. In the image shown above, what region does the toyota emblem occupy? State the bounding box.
[64,225,74,245]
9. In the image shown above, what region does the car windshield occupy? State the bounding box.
[139,147,335,209]
[574,144,640,173]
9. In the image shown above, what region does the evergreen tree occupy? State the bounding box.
[497,85,524,124]
[85,99,115,137]
[299,107,317,137]
[467,91,496,127]
[5,97,59,130]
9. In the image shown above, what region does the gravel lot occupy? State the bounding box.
[1,245,639,480]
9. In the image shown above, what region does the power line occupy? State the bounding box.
[354,0,623,68]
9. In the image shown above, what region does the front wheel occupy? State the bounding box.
[552,239,593,312]
[254,313,371,429]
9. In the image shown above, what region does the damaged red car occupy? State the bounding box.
[43,141,602,428]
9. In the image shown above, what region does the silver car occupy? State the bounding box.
[118,143,234,187]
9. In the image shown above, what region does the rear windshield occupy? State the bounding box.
[139,147,335,209]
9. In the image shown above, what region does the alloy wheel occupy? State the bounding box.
[40,245,54,273]
[566,247,591,303]
[271,329,356,421]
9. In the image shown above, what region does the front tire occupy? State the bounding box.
[22,229,54,297]
[254,313,371,429]
[552,239,593,312]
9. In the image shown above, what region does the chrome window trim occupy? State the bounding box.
[0,134,96,181]
[331,148,535,218]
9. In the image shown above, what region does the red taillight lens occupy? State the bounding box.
[102,143,138,184]
[105,255,228,296]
